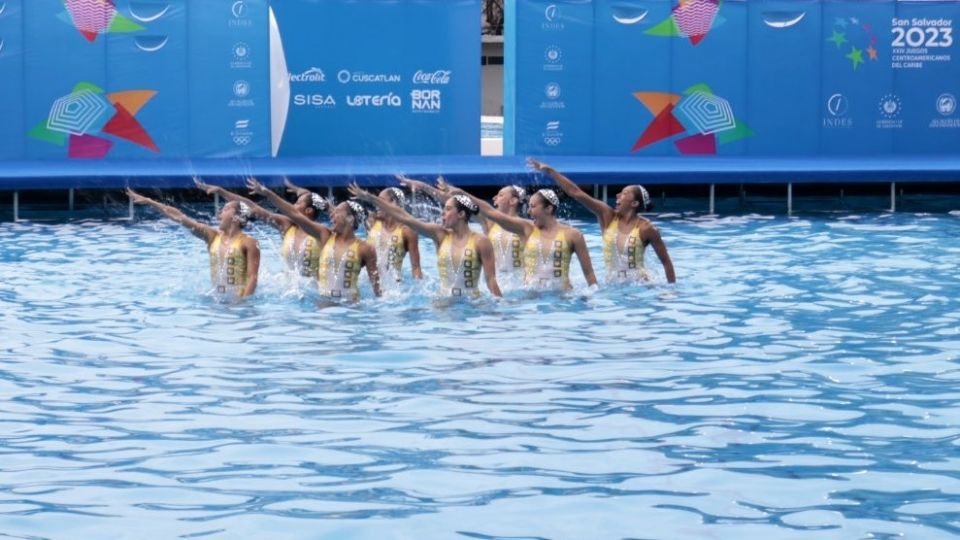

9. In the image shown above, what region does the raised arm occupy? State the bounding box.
[569,229,598,287]
[434,177,491,234]
[396,175,448,203]
[645,226,676,284]
[528,158,614,226]
[360,242,382,297]
[195,178,292,232]
[348,183,446,244]
[475,235,502,297]
[246,178,330,242]
[127,188,216,243]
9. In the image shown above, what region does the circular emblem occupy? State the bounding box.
[827,94,849,117]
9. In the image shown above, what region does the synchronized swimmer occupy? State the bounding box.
[126,161,675,302]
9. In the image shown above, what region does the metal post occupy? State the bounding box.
[890,182,896,212]
[69,188,75,212]
[593,184,599,198]
[709,184,715,215]
[129,196,134,220]
[13,191,19,222]
[787,183,793,216]
[602,184,608,204]
[214,192,220,213]
[327,186,334,200]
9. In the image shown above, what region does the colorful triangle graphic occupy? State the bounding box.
[102,103,158,152]
[632,104,686,152]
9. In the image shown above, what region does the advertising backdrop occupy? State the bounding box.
[0,0,479,163]
[505,0,960,157]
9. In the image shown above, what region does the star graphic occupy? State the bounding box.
[867,46,878,61]
[828,31,848,48]
[847,46,864,70]
[835,17,847,28]
[850,17,859,25]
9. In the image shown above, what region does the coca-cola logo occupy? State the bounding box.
[412,70,452,85]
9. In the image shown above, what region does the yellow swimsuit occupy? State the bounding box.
[437,233,482,298]
[488,223,524,277]
[317,235,363,301]
[280,226,321,278]
[603,218,648,282]
[368,220,407,282]
[209,233,249,295]
[523,228,572,291]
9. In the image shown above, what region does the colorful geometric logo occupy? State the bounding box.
[60,0,144,43]
[632,84,753,155]
[827,16,879,70]
[646,0,722,46]
[29,82,159,158]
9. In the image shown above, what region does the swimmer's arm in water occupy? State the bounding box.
[475,235,503,298]
[349,183,446,246]
[126,188,216,243]
[396,175,447,203]
[570,228,599,287]
[195,178,293,233]
[359,241,382,297]
[528,158,614,226]
[241,236,261,297]
[247,178,331,243]
[645,225,676,284]
[403,226,424,280]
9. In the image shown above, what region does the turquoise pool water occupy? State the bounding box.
[1,208,959,539]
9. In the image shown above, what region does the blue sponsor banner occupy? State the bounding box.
[747,0,821,156]
[892,0,960,153]
[187,0,270,158]
[272,0,479,157]
[0,0,24,159]
[508,0,960,158]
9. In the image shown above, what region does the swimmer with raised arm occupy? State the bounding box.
[403,176,528,282]
[528,158,676,284]
[365,185,423,283]
[246,178,381,301]
[195,177,329,279]
[126,188,260,298]
[349,182,502,299]
[438,180,597,292]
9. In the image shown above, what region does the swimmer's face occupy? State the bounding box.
[218,201,240,228]
[527,193,553,224]
[376,189,398,219]
[331,202,355,231]
[294,194,316,219]
[441,198,465,228]
[493,186,517,212]
[615,187,638,214]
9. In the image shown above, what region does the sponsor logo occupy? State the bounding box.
[231,42,251,69]
[877,93,903,129]
[544,46,563,71]
[412,70,452,85]
[542,120,563,146]
[346,93,402,107]
[293,94,337,108]
[289,67,327,83]
[540,82,565,110]
[543,4,565,30]
[823,93,853,128]
[233,80,250,98]
[937,93,957,116]
[231,1,247,18]
[411,89,441,113]
[229,0,251,27]
[337,70,401,84]
[231,119,252,147]
[235,119,250,129]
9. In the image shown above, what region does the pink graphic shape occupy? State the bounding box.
[632,104,686,152]
[65,0,117,42]
[674,132,717,155]
[68,133,114,158]
[673,0,720,46]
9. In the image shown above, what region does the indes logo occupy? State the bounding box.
[824,93,852,128]
[412,70,452,85]
[632,83,753,154]
[289,68,327,83]
[411,89,441,113]
[28,81,159,158]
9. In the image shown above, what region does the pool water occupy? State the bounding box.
[1,208,959,539]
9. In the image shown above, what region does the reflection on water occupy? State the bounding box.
[1,211,959,539]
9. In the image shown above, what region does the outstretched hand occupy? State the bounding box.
[246,177,268,195]
[347,182,373,202]
[283,177,305,196]
[527,157,549,172]
[193,177,218,195]
[126,188,149,205]
[396,174,427,192]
